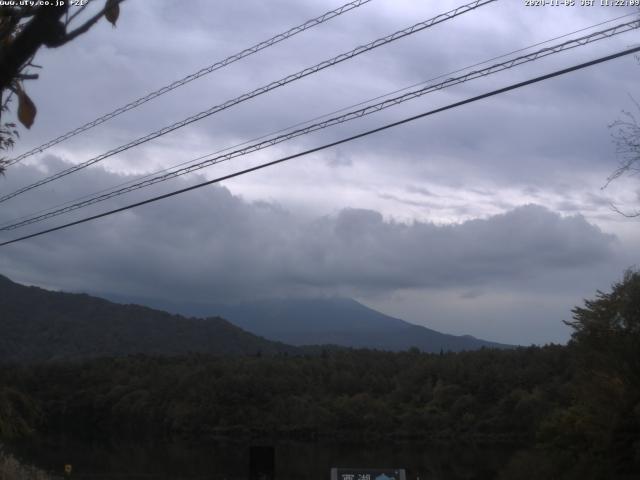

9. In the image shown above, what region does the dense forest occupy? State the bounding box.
[1,346,572,440]
[0,271,639,478]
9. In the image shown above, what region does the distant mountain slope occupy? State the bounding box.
[208,298,511,352]
[0,275,296,363]
[105,295,512,352]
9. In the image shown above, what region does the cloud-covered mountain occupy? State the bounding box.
[0,271,507,364]
[106,295,511,352]
[0,157,620,346]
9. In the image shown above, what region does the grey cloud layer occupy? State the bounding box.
[0,160,614,302]
[18,0,639,193]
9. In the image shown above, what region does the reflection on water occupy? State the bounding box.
[8,434,521,480]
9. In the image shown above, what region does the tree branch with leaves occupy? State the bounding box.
[0,0,123,173]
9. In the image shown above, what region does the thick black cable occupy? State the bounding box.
[3,11,634,230]
[0,0,496,204]
[2,17,637,231]
[1,45,637,248]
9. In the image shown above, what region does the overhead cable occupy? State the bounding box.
[4,0,375,166]
[0,0,496,204]
[2,18,637,231]
[1,44,638,247]
[12,9,630,228]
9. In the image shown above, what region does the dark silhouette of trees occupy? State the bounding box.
[561,270,640,467]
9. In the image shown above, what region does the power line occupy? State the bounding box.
[0,0,496,204]
[1,44,638,248]
[3,18,635,230]
[6,11,635,232]
[4,0,375,166]
[5,10,631,231]
[3,18,637,232]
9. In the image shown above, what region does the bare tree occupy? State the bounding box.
[0,0,123,172]
[606,94,640,218]
[603,54,640,222]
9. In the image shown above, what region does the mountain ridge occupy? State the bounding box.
[0,274,298,363]
[0,274,512,363]
[103,293,512,352]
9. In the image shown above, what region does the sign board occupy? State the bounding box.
[330,468,406,480]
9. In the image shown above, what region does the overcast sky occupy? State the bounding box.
[1,0,639,344]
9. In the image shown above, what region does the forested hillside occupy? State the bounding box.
[0,275,296,362]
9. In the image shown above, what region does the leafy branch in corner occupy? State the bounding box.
[0,0,124,173]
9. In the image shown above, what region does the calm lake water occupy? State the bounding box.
[8,434,525,480]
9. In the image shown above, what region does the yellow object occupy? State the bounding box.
[64,464,72,475]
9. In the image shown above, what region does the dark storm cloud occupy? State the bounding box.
[0,159,615,302]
